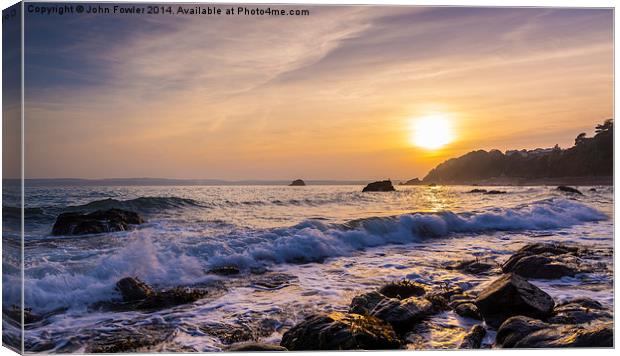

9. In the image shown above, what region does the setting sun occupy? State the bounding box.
[410,115,455,150]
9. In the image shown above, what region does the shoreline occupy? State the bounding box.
[409,176,614,187]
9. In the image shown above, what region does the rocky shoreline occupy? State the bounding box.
[9,242,610,352]
[273,242,612,350]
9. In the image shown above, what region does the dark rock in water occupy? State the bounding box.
[484,190,506,195]
[502,243,586,279]
[52,208,144,236]
[428,183,437,187]
[496,316,612,348]
[362,180,395,192]
[378,280,427,299]
[505,254,580,279]
[289,179,306,186]
[116,277,154,302]
[228,343,288,351]
[424,285,464,312]
[446,259,495,275]
[200,322,255,345]
[589,188,597,192]
[3,305,44,324]
[350,291,387,315]
[556,185,583,195]
[454,303,482,320]
[208,266,241,276]
[86,323,175,353]
[369,296,434,331]
[547,298,612,325]
[459,325,486,349]
[280,312,400,350]
[136,287,208,310]
[474,274,554,327]
[495,316,547,347]
[468,189,487,193]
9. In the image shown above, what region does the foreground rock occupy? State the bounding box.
[362,180,395,192]
[502,243,587,279]
[459,325,486,349]
[547,298,612,325]
[289,179,306,186]
[52,209,144,235]
[556,185,583,195]
[474,274,554,327]
[496,316,612,348]
[280,312,400,350]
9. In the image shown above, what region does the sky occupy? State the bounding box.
[22,4,613,180]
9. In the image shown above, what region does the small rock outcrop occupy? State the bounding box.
[280,312,400,350]
[95,277,209,312]
[556,185,583,195]
[378,280,427,299]
[502,243,587,279]
[474,274,555,327]
[115,277,154,302]
[459,325,486,349]
[362,180,395,192]
[496,316,612,348]
[52,209,144,236]
[289,179,306,186]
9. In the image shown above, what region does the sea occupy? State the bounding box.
[1,184,614,351]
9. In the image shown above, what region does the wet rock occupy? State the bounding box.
[200,322,255,345]
[350,291,386,315]
[468,189,487,193]
[136,287,208,310]
[496,316,612,348]
[589,188,597,192]
[502,243,586,279]
[362,180,395,192]
[474,274,554,327]
[556,185,583,195]
[3,305,43,324]
[454,303,482,320]
[378,280,427,299]
[495,316,547,347]
[116,277,154,302]
[507,255,580,279]
[208,266,241,276]
[459,325,486,349]
[424,285,465,311]
[369,296,434,331]
[547,298,612,325]
[52,209,144,236]
[85,324,175,353]
[228,342,288,351]
[289,179,306,186]
[280,312,400,350]
[446,259,495,275]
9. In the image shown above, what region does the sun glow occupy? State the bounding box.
[410,115,455,150]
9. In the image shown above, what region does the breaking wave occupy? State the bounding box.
[17,198,607,313]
